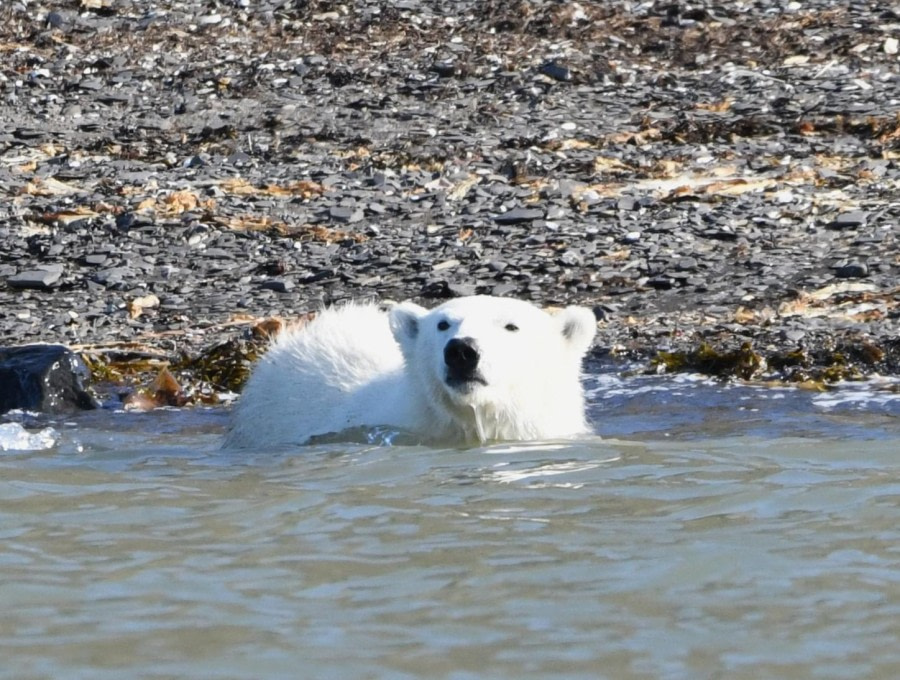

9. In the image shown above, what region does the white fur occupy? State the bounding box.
[225,296,596,448]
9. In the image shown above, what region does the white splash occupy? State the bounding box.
[488,458,620,487]
[812,377,900,413]
[0,422,58,451]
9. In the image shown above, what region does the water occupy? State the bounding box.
[2,373,899,679]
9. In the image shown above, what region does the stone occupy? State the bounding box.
[0,345,99,414]
[539,61,572,82]
[7,266,63,290]
[447,282,477,298]
[827,211,868,230]
[834,263,869,279]
[617,197,638,211]
[494,207,544,224]
[260,279,295,292]
[491,283,518,296]
[329,206,364,223]
[647,277,674,290]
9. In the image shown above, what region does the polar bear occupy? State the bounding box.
[225,295,596,448]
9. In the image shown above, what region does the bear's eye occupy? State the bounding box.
[504,323,519,332]
[437,320,450,331]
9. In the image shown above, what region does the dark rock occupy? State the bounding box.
[228,151,252,166]
[487,260,508,273]
[834,262,869,278]
[617,196,638,211]
[116,212,155,231]
[539,61,572,82]
[494,207,544,224]
[559,250,583,266]
[422,280,477,298]
[7,266,63,290]
[46,11,68,29]
[260,279,295,292]
[557,180,583,198]
[78,78,104,91]
[83,254,108,266]
[0,345,98,415]
[826,211,868,230]
[647,277,674,290]
[330,206,364,223]
[430,61,456,78]
[701,230,739,242]
[203,248,233,259]
[781,328,806,343]
[448,282,478,297]
[593,305,616,321]
[91,267,130,286]
[491,283,518,297]
[13,128,48,140]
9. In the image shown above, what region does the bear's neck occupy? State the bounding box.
[422,388,538,444]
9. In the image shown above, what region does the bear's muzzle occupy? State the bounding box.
[444,337,487,390]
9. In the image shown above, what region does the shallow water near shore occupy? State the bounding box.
[2,373,899,679]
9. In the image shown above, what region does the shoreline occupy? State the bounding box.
[2,1,899,402]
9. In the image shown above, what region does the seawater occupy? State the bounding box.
[1,373,899,679]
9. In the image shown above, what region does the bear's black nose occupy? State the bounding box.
[444,337,480,380]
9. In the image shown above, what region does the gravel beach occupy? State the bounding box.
[2,0,899,401]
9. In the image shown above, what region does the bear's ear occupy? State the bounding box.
[556,306,597,356]
[389,302,428,351]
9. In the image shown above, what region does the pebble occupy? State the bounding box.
[329,206,364,223]
[447,283,477,298]
[491,283,518,297]
[827,211,869,229]
[494,207,544,224]
[260,279,294,293]
[432,259,460,271]
[8,266,63,290]
[539,61,572,82]
[834,263,869,279]
[781,328,806,343]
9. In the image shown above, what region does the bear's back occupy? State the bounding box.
[226,303,406,448]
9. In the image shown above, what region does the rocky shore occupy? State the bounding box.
[2,0,899,408]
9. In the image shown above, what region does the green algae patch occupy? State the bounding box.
[651,337,900,386]
[651,341,765,380]
[78,318,284,408]
[172,335,267,394]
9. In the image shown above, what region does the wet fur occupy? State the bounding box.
[226,296,596,448]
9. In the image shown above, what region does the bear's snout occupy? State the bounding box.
[444,337,483,386]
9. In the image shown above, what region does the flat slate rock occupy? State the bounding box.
[494,207,545,224]
[0,345,99,415]
[827,211,869,229]
[329,206,364,223]
[7,267,63,290]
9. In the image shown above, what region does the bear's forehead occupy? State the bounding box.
[429,296,548,322]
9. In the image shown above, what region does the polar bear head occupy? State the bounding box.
[389,295,596,443]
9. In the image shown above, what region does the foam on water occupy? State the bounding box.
[811,376,900,413]
[0,422,58,452]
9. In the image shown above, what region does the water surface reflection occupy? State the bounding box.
[1,375,898,679]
